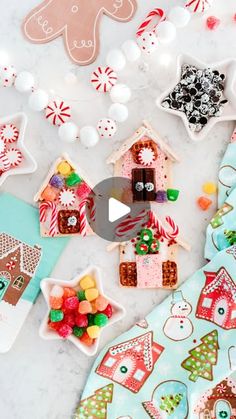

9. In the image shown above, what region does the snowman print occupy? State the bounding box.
[163,291,193,341]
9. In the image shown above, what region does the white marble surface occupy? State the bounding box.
[0,0,236,418]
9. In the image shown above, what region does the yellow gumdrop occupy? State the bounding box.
[57,161,72,176]
[79,275,95,290]
[203,182,217,195]
[87,325,100,339]
[85,288,99,302]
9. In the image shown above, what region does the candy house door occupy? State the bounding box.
[0,274,10,301]
[214,400,232,419]
[113,356,136,385]
[136,254,162,288]
[213,299,228,327]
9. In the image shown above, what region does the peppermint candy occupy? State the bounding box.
[5,148,23,167]
[138,147,156,166]
[59,188,76,207]
[0,153,11,172]
[185,0,213,14]
[91,66,117,92]
[0,139,6,155]
[45,100,71,126]
[0,124,19,143]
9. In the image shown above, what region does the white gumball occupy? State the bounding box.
[110,83,131,104]
[155,21,177,44]
[168,7,191,27]
[80,126,99,148]
[121,40,141,62]
[106,49,126,72]
[97,118,117,139]
[108,103,128,122]
[15,71,35,92]
[137,31,158,55]
[28,89,49,111]
[0,65,17,87]
[58,122,78,143]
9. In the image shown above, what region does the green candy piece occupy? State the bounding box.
[136,241,149,255]
[50,309,64,323]
[77,290,86,301]
[94,313,108,327]
[140,229,153,242]
[66,172,82,187]
[167,189,180,202]
[87,314,95,326]
[73,326,84,338]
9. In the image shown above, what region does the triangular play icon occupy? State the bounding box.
[108,198,131,223]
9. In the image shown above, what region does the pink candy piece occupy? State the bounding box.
[63,313,76,327]
[76,182,91,200]
[78,300,92,314]
[63,296,79,310]
[95,295,109,311]
[206,16,221,30]
[57,323,73,338]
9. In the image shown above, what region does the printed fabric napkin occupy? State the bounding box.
[0,192,69,352]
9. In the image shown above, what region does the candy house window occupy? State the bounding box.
[202,297,213,308]
[231,310,236,319]
[104,357,116,368]
[133,369,145,381]
[12,276,24,290]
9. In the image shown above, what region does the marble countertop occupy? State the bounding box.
[0,0,236,418]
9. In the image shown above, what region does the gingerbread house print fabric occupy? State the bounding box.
[106,121,179,204]
[34,154,94,237]
[0,233,41,306]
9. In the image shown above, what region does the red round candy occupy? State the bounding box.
[75,314,88,328]
[58,323,73,338]
[63,296,79,310]
[48,320,63,331]
[63,312,76,327]
[100,304,113,318]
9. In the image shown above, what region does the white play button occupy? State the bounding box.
[108,197,131,223]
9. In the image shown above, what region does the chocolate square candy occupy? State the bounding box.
[58,210,80,234]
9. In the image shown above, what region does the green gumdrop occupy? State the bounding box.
[50,309,64,322]
[77,290,86,301]
[87,314,95,326]
[94,313,108,327]
[140,229,153,242]
[167,188,180,202]
[73,326,84,338]
[66,172,82,187]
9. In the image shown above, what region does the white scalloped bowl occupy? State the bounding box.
[39,266,126,356]
[0,112,37,186]
[156,54,236,142]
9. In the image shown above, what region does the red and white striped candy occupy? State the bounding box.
[91,66,117,93]
[45,100,71,126]
[136,8,165,37]
[5,148,23,167]
[138,147,155,166]
[0,153,11,172]
[39,201,58,237]
[185,0,213,14]
[115,209,148,237]
[59,188,76,207]
[147,211,179,240]
[0,124,19,143]
[0,139,6,155]
[79,196,96,236]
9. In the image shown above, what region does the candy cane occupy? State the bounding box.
[115,209,148,237]
[79,196,96,237]
[136,8,165,37]
[39,201,58,237]
[147,211,179,240]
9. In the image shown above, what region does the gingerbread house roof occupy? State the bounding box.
[0,233,42,277]
[109,332,156,371]
[203,268,236,301]
[34,153,94,202]
[106,121,179,164]
[194,378,236,413]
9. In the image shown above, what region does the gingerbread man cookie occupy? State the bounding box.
[23,0,137,65]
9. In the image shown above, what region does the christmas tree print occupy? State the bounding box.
[160,393,183,414]
[181,330,219,382]
[76,384,113,418]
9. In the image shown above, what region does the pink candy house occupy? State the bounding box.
[106,121,179,204]
[96,331,164,393]
[196,267,236,330]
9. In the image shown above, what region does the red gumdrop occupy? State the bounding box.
[206,16,221,30]
[48,320,63,331]
[58,323,73,338]
[63,313,76,328]
[75,314,88,328]
[234,13,236,22]
[99,304,113,319]
[63,296,79,311]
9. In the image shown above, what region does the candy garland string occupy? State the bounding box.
[0,1,214,148]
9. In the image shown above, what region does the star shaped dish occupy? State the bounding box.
[156,55,236,142]
[39,266,126,356]
[0,112,37,186]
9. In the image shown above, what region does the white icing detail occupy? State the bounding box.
[37,16,53,35]
[71,5,79,13]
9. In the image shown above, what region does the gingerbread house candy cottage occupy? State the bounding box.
[106,121,179,203]
[34,154,95,238]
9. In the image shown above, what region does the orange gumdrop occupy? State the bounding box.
[41,185,58,202]
[197,196,212,211]
[49,296,63,309]
[79,332,94,346]
[63,287,76,298]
